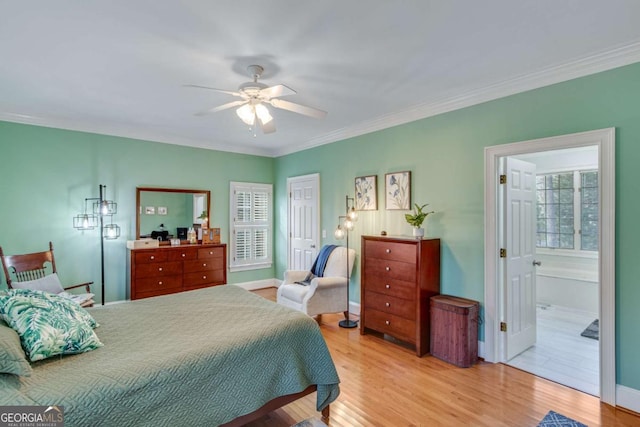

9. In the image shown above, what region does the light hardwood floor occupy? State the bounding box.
[246,288,639,426]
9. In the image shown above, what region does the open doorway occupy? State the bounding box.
[505,147,599,396]
[483,128,616,405]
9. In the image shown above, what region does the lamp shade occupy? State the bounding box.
[344,218,354,231]
[236,104,255,126]
[103,224,121,240]
[254,103,273,124]
[73,213,97,230]
[94,200,117,216]
[334,225,345,240]
[348,207,358,222]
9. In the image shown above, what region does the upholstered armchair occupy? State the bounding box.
[277,246,355,318]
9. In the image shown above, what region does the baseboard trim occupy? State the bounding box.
[349,301,360,316]
[616,385,640,413]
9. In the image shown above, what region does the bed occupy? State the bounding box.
[0,285,340,426]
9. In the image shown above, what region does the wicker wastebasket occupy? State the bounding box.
[430,295,479,368]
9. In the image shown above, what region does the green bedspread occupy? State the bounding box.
[0,285,340,426]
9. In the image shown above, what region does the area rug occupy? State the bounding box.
[580,319,599,340]
[291,417,327,427]
[538,410,587,427]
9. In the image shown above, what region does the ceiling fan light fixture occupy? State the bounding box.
[189,63,326,134]
[255,103,273,125]
[236,104,255,126]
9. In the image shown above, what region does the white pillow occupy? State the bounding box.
[11,273,65,294]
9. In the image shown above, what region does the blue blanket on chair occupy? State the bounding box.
[295,245,338,286]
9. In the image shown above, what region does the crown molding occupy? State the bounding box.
[273,40,640,157]
[0,113,273,157]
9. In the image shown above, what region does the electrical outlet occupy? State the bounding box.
[322,229,326,238]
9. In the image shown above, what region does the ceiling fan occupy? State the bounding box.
[186,65,327,134]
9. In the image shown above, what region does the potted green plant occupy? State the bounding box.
[405,203,434,238]
[198,210,208,231]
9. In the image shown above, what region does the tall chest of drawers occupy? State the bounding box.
[127,244,227,300]
[360,236,440,356]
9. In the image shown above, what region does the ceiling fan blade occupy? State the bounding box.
[195,100,247,116]
[260,118,276,134]
[269,98,327,119]
[260,84,296,99]
[183,84,242,97]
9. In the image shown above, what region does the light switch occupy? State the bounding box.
[322,229,326,238]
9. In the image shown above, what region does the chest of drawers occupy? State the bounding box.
[360,236,440,356]
[127,244,226,300]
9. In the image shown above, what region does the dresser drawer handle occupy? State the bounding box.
[209,251,214,255]
[385,302,391,307]
[202,263,207,267]
[150,255,155,260]
[158,267,163,271]
[385,266,390,271]
[386,249,391,254]
[158,281,163,285]
[202,275,207,279]
[385,284,391,289]
[385,320,390,325]
[182,253,186,257]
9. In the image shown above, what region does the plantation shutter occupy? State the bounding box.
[230,182,273,271]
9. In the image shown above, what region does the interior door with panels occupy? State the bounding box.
[288,174,320,270]
[503,157,537,360]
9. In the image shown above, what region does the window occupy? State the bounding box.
[580,171,599,251]
[536,170,598,252]
[229,182,273,271]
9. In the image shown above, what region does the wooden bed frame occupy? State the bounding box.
[220,385,329,426]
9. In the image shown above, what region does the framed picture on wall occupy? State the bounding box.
[385,171,411,210]
[145,206,156,215]
[157,206,168,215]
[354,175,377,210]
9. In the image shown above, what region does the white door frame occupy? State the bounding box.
[484,128,615,405]
[287,173,321,270]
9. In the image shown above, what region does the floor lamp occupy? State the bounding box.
[334,195,358,329]
[73,184,120,305]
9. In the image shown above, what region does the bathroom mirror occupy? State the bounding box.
[136,187,210,240]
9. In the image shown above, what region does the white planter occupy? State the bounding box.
[412,227,424,238]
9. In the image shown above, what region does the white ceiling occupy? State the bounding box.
[2,1,640,157]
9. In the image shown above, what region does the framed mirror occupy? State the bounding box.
[136,187,210,240]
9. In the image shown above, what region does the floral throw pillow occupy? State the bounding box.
[0,289,103,362]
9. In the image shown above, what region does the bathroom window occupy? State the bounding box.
[536,170,598,252]
[580,171,599,251]
[229,181,273,271]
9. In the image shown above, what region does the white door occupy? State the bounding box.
[288,174,320,270]
[503,157,537,360]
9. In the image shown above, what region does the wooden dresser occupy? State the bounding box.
[127,244,227,300]
[360,236,440,356]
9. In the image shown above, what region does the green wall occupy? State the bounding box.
[0,122,275,301]
[274,62,640,391]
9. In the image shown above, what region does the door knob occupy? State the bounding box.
[310,244,316,248]
[533,260,542,266]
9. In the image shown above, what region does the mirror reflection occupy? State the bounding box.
[136,187,210,240]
